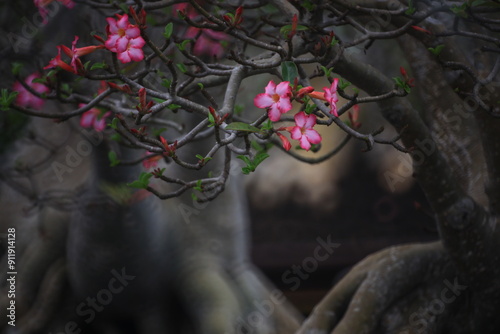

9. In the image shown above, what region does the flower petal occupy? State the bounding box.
[264,80,276,95]
[254,94,274,109]
[294,111,307,128]
[267,104,282,122]
[277,96,292,113]
[304,113,316,129]
[127,47,144,62]
[275,81,291,97]
[305,129,321,144]
[290,126,302,140]
[80,110,96,128]
[299,136,311,151]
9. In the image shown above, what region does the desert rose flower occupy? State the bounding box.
[105,14,145,63]
[12,73,50,110]
[323,78,339,117]
[289,111,322,151]
[254,81,293,122]
[79,104,111,132]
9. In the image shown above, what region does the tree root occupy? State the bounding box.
[297,241,452,334]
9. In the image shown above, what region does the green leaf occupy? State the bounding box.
[110,133,122,142]
[197,82,204,90]
[300,0,316,11]
[0,89,19,111]
[450,4,468,17]
[168,104,181,110]
[90,62,107,70]
[253,152,269,167]
[163,22,173,39]
[305,103,316,114]
[176,63,187,73]
[237,155,252,165]
[118,3,129,13]
[225,122,261,133]
[234,104,244,115]
[281,61,298,82]
[280,24,308,37]
[162,79,172,88]
[11,62,23,75]
[152,128,166,136]
[405,0,416,15]
[108,151,120,167]
[338,79,351,90]
[320,66,334,77]
[260,119,273,131]
[207,112,215,127]
[128,172,152,189]
[109,117,120,130]
[428,44,445,56]
[177,40,191,51]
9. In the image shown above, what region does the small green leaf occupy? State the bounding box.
[234,104,244,115]
[176,63,187,73]
[207,112,215,127]
[338,79,351,90]
[108,151,120,167]
[281,61,298,83]
[90,62,107,70]
[197,83,204,90]
[225,122,261,133]
[164,22,174,39]
[260,119,273,131]
[127,172,152,189]
[191,192,198,201]
[405,0,416,15]
[237,155,252,165]
[118,3,129,13]
[280,24,308,37]
[177,40,191,51]
[300,0,316,11]
[109,117,120,130]
[168,104,181,110]
[320,66,334,77]
[162,79,172,88]
[11,62,23,75]
[0,89,19,111]
[110,133,122,142]
[152,128,166,136]
[253,152,269,167]
[428,44,445,56]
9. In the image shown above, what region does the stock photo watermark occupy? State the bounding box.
[48,267,135,334]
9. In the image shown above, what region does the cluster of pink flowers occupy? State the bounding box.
[174,3,229,58]
[254,79,341,151]
[105,14,146,63]
[12,73,50,110]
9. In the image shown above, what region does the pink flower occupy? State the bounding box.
[105,14,145,63]
[142,152,162,169]
[12,73,50,110]
[79,104,111,132]
[44,36,103,74]
[323,78,339,117]
[276,132,291,151]
[44,46,76,73]
[185,26,228,58]
[174,4,229,58]
[254,81,293,122]
[34,0,75,24]
[289,111,322,151]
